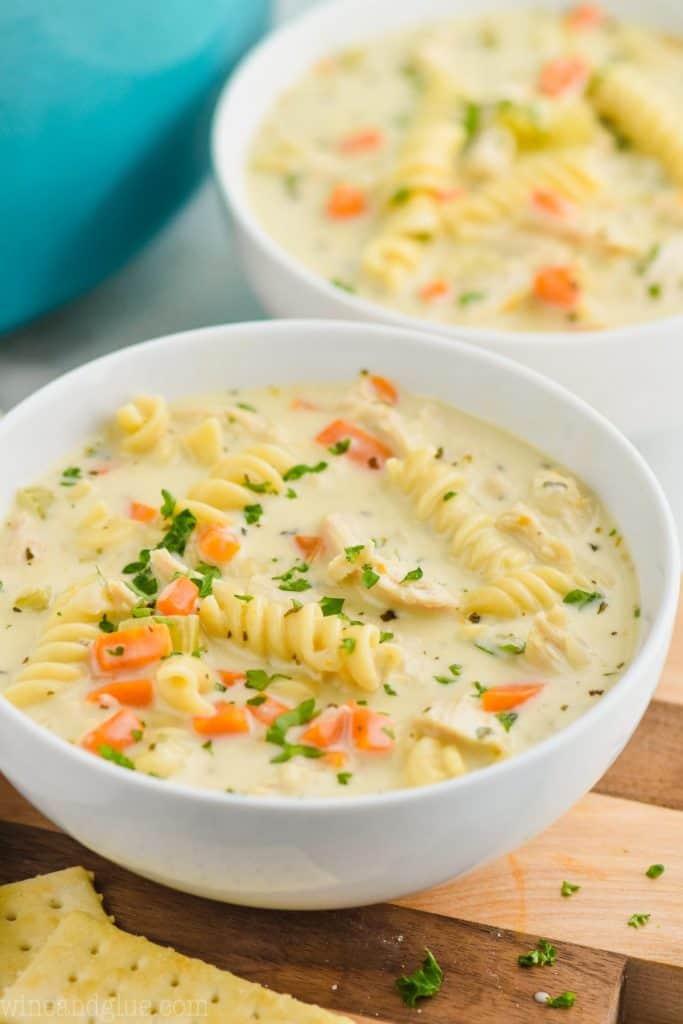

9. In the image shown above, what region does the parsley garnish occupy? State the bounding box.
[160,489,176,518]
[330,279,356,294]
[337,771,352,785]
[628,913,650,928]
[191,562,221,598]
[463,101,481,141]
[545,992,577,1008]
[384,683,398,696]
[244,503,263,525]
[379,631,394,643]
[401,567,423,583]
[344,544,364,563]
[496,711,518,732]
[131,728,143,742]
[98,615,116,634]
[443,490,457,502]
[471,680,488,697]
[320,596,345,617]
[245,669,290,692]
[390,186,413,206]
[283,461,328,482]
[361,564,380,589]
[236,401,257,412]
[458,290,486,307]
[246,694,267,706]
[60,466,82,487]
[266,699,324,763]
[202,740,214,754]
[563,589,602,610]
[158,507,197,556]
[234,593,254,602]
[278,578,311,593]
[395,949,443,1008]
[435,664,462,685]
[340,637,356,654]
[274,562,311,593]
[646,863,664,879]
[107,645,124,657]
[329,439,352,455]
[636,243,660,276]
[518,938,557,968]
[561,880,580,898]
[242,477,273,494]
[285,487,297,499]
[99,745,135,770]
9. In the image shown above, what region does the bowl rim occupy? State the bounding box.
[211,0,683,348]
[0,318,678,814]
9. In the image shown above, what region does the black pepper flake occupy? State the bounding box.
[24,547,34,563]
[434,446,444,460]
[380,609,398,622]
[468,612,481,623]
[589,543,599,551]
[368,457,380,470]
[597,601,608,614]
[589,689,605,696]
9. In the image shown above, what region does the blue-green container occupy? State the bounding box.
[0,1,270,332]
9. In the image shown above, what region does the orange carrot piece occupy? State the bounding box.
[291,397,319,411]
[566,3,605,29]
[323,750,348,769]
[248,696,290,726]
[326,183,367,219]
[302,708,349,749]
[197,525,240,565]
[316,419,393,468]
[418,279,452,303]
[82,708,143,754]
[435,186,465,203]
[482,683,544,712]
[350,704,395,752]
[92,622,172,675]
[86,679,153,708]
[369,374,399,405]
[531,188,575,220]
[538,56,589,97]
[533,265,581,309]
[218,670,246,688]
[193,702,250,736]
[295,534,324,561]
[156,576,199,617]
[129,501,157,523]
[339,128,384,155]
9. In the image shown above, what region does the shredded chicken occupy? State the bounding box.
[414,696,508,756]
[525,607,590,670]
[149,548,190,586]
[497,502,575,570]
[342,388,416,457]
[225,404,284,443]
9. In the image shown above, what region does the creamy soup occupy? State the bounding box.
[0,375,638,797]
[247,4,683,332]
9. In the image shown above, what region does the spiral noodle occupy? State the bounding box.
[115,394,169,453]
[387,447,528,578]
[591,64,683,187]
[77,501,135,555]
[186,444,294,513]
[443,150,601,234]
[3,577,123,708]
[463,565,577,618]
[200,581,402,692]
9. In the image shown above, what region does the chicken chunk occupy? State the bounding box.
[497,502,575,570]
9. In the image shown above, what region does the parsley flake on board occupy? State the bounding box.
[628,913,650,929]
[518,938,557,968]
[563,589,602,610]
[646,864,664,879]
[395,949,443,1008]
[283,461,328,482]
[99,745,135,770]
[545,992,577,1008]
[561,880,580,898]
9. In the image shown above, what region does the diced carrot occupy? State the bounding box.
[92,622,172,675]
[339,129,384,155]
[248,696,290,726]
[350,704,395,752]
[291,397,319,411]
[482,683,544,712]
[129,501,157,524]
[82,708,143,754]
[418,279,452,303]
[218,670,246,688]
[369,374,399,405]
[531,188,575,220]
[197,525,240,565]
[533,265,581,309]
[566,3,605,29]
[86,679,153,708]
[316,419,393,469]
[326,183,367,219]
[302,708,349,749]
[538,56,589,97]
[156,576,199,617]
[435,186,465,203]
[295,535,324,561]
[323,750,348,769]
[193,701,250,736]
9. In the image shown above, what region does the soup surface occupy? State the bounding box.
[0,376,638,797]
[248,4,683,331]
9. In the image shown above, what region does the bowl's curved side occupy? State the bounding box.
[0,320,677,908]
[213,0,683,438]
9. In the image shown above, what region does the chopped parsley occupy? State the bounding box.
[395,949,443,1008]
[158,507,197,556]
[285,487,297,499]
[443,490,457,502]
[458,290,486,307]
[274,562,311,593]
[244,503,263,525]
[266,699,324,763]
[107,645,124,657]
[345,544,364,563]
[201,740,214,754]
[234,593,254,602]
[518,938,557,968]
[320,596,345,617]
[245,669,290,692]
[60,466,82,487]
[635,243,660,276]
[628,913,650,929]
[99,745,135,770]
[236,401,257,413]
[340,637,356,654]
[435,664,463,685]
[563,589,602,610]
[496,711,518,732]
[384,683,398,696]
[98,615,116,634]
[471,680,488,697]
[545,992,577,1008]
[389,186,413,206]
[361,564,380,589]
[561,880,580,898]
[337,772,352,785]
[246,694,267,707]
[283,461,328,482]
[401,567,423,583]
[379,631,394,643]
[160,488,176,518]
[463,101,481,142]
[329,438,352,455]
[192,562,221,598]
[131,729,143,742]
[330,279,356,294]
[242,477,273,494]
[646,863,664,879]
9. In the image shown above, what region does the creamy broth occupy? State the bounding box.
[247,5,683,331]
[0,376,638,797]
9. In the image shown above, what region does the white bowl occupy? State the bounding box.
[212,0,683,440]
[0,320,677,909]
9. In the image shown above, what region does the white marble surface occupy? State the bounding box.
[1,0,682,551]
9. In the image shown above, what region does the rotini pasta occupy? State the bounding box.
[525,606,589,670]
[463,565,578,618]
[186,444,294,513]
[115,394,169,454]
[156,655,215,715]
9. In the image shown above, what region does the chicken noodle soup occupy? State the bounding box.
[247,4,683,331]
[0,376,638,797]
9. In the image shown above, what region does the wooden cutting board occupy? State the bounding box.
[2,600,682,1024]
